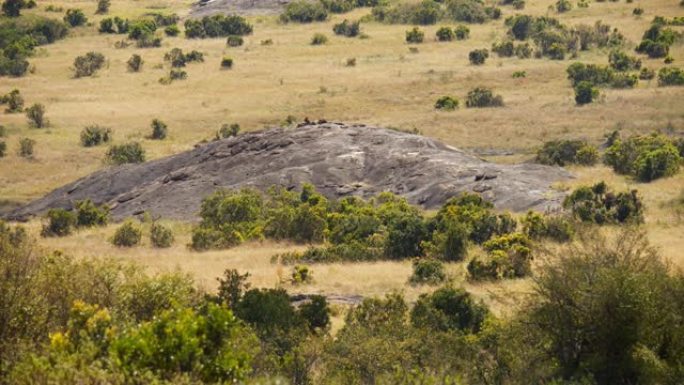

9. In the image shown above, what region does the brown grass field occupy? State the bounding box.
[2,0,684,313]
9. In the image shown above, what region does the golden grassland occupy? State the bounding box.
[1,0,684,314]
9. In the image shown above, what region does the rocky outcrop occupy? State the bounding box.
[7,122,571,221]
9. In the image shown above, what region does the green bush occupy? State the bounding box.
[608,49,641,71]
[434,95,459,110]
[64,9,87,27]
[409,258,446,285]
[447,0,489,23]
[126,54,143,72]
[563,182,644,223]
[468,48,488,64]
[299,295,330,332]
[18,137,34,157]
[105,142,145,165]
[2,0,23,16]
[96,0,109,14]
[75,199,109,227]
[167,68,187,81]
[218,123,240,138]
[454,24,469,39]
[220,56,233,68]
[111,220,142,247]
[491,40,514,57]
[410,286,488,333]
[1,89,24,112]
[150,222,174,248]
[41,208,76,237]
[435,26,454,41]
[164,48,203,68]
[73,52,106,78]
[635,23,675,58]
[80,125,112,147]
[574,80,599,105]
[226,34,244,46]
[465,87,503,107]
[291,264,313,284]
[310,33,328,45]
[320,0,355,14]
[535,139,599,166]
[405,27,424,43]
[164,24,179,36]
[0,141,5,157]
[149,119,167,140]
[111,303,257,382]
[184,14,253,38]
[372,0,441,25]
[25,103,47,128]
[0,16,68,77]
[657,67,684,86]
[639,67,655,80]
[333,19,360,37]
[280,1,328,23]
[604,134,681,181]
[555,0,571,13]
[482,232,533,278]
[521,211,573,242]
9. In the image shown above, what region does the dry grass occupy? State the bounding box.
[25,219,529,316]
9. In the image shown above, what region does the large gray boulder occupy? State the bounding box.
[7,122,571,221]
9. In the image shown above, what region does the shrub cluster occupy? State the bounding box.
[127,54,143,72]
[409,258,446,285]
[149,119,167,140]
[275,190,516,265]
[635,22,677,58]
[111,220,142,247]
[434,95,459,110]
[0,17,68,77]
[521,211,574,243]
[164,48,204,68]
[310,33,328,45]
[658,67,684,86]
[567,62,638,89]
[73,52,106,78]
[332,19,360,37]
[535,139,599,166]
[18,137,34,157]
[604,133,682,182]
[504,16,624,60]
[468,48,488,64]
[465,87,503,108]
[150,222,174,248]
[80,125,112,147]
[372,0,500,25]
[467,232,533,280]
[405,27,424,43]
[41,200,110,237]
[217,123,240,138]
[25,103,47,128]
[1,88,23,112]
[105,142,145,165]
[185,14,253,38]
[280,1,328,23]
[99,16,130,34]
[226,34,243,46]
[63,8,87,27]
[491,40,532,58]
[563,181,644,224]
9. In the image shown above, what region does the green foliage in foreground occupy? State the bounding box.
[3,220,684,384]
[604,133,682,182]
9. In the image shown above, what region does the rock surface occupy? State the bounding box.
[190,0,292,17]
[7,122,571,221]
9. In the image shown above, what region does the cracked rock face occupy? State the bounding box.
[7,122,571,221]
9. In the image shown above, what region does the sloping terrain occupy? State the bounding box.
[8,122,571,221]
